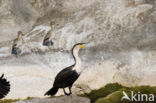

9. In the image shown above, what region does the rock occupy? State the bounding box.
[15,95,90,103]
[73,84,91,94]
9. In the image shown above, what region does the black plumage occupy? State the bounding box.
[45,43,84,96]
[0,74,10,99]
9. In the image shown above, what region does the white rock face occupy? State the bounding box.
[0,0,156,99]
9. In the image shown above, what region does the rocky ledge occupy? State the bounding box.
[15,95,90,103]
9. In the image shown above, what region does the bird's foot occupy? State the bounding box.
[65,92,71,96]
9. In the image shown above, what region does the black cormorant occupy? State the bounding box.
[12,31,24,56]
[0,74,10,99]
[45,43,85,96]
[43,21,55,47]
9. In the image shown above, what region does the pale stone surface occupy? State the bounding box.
[15,95,90,103]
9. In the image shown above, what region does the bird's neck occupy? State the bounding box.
[18,35,22,41]
[49,26,54,35]
[72,49,82,73]
[51,26,54,31]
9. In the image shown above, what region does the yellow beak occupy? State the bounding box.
[79,45,84,49]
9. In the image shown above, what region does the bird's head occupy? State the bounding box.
[50,21,55,26]
[72,43,85,52]
[18,31,24,36]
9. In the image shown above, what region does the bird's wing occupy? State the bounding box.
[12,38,21,48]
[0,74,10,99]
[54,65,74,85]
[13,38,18,44]
[44,32,51,41]
[0,74,4,79]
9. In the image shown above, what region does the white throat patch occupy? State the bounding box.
[72,46,82,74]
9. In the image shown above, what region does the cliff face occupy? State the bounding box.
[0,0,156,99]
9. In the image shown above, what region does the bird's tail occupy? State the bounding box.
[0,74,10,99]
[44,86,58,96]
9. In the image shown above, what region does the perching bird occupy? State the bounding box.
[43,21,55,47]
[11,31,24,56]
[0,74,10,99]
[45,43,85,96]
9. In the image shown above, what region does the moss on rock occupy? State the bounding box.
[0,99,19,103]
[80,83,124,103]
[94,84,156,103]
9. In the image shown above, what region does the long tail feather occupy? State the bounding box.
[44,86,58,96]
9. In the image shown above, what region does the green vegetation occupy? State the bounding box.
[80,83,156,103]
[95,88,133,103]
[80,83,125,103]
[0,99,19,103]
[0,97,35,103]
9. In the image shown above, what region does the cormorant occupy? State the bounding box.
[0,74,10,99]
[43,21,55,47]
[45,43,85,96]
[12,31,24,56]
